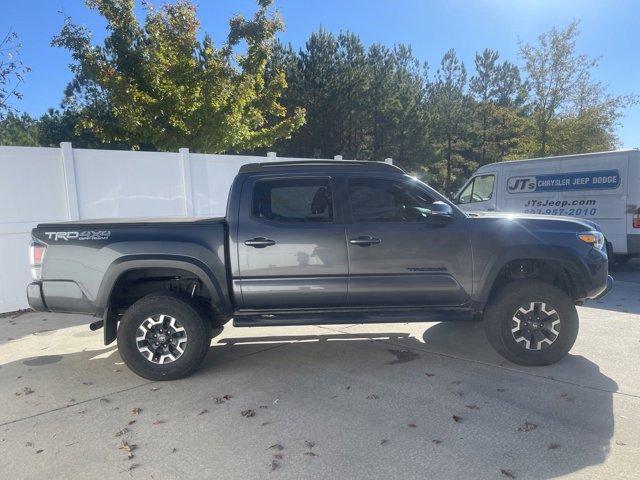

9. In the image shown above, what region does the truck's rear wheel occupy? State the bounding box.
[483,280,578,366]
[117,293,211,380]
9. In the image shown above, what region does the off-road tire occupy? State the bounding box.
[483,280,578,366]
[117,292,212,381]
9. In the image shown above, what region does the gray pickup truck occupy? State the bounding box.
[27,160,612,380]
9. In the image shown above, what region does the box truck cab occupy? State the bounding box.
[454,150,640,262]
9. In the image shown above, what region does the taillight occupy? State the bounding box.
[29,240,47,280]
[634,208,640,229]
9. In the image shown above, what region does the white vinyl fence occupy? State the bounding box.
[0,143,363,313]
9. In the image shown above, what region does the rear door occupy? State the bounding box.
[344,175,473,307]
[235,175,348,309]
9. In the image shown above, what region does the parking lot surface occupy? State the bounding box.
[1,263,639,479]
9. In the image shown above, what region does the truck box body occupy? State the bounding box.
[454,150,640,257]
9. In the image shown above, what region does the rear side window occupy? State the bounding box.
[252,178,333,223]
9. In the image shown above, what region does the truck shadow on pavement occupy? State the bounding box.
[204,321,617,479]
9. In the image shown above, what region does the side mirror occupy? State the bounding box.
[430,201,454,220]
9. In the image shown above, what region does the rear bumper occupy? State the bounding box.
[27,280,95,314]
[27,282,47,311]
[628,234,640,256]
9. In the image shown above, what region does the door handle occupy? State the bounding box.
[244,237,276,248]
[349,235,382,246]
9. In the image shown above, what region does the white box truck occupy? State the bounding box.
[453,149,640,262]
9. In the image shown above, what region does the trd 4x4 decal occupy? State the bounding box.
[44,231,111,241]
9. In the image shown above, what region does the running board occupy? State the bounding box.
[233,308,474,327]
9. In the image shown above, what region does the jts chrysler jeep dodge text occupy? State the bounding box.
[27,161,612,380]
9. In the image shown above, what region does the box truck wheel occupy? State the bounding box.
[483,280,578,366]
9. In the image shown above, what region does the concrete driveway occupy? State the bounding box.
[1,264,639,479]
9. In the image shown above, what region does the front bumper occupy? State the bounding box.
[592,275,613,300]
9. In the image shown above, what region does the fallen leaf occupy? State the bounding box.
[615,441,626,446]
[465,405,480,410]
[304,440,316,449]
[222,394,233,400]
[150,387,159,392]
[214,397,225,404]
[124,463,139,472]
[451,391,464,398]
[117,440,136,453]
[100,398,110,404]
[452,415,462,423]
[131,407,142,415]
[268,444,284,451]
[425,372,434,377]
[407,423,417,428]
[380,439,388,445]
[548,443,561,450]
[82,382,93,386]
[259,405,268,409]
[153,420,166,425]
[270,460,279,471]
[517,421,537,432]
[273,453,283,460]
[303,451,318,457]
[560,393,575,402]
[366,394,380,400]
[329,395,338,399]
[114,428,129,437]
[171,448,178,453]
[127,420,136,426]
[25,441,33,447]
[345,386,350,390]
[241,409,255,418]
[496,388,505,393]
[432,439,443,445]
[198,409,209,416]
[35,449,43,454]
[261,422,272,427]
[500,468,515,478]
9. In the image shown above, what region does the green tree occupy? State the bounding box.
[52,0,304,152]
[518,21,635,157]
[428,49,468,192]
[0,112,39,145]
[0,29,30,117]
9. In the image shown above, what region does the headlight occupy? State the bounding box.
[577,231,605,250]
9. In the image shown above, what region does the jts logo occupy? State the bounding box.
[507,170,620,194]
[508,177,536,192]
[44,231,111,241]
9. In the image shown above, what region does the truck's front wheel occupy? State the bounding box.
[483,280,578,366]
[117,293,211,380]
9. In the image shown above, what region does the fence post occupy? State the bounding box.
[179,148,194,216]
[384,158,393,165]
[59,142,80,220]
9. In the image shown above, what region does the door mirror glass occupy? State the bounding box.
[430,201,454,219]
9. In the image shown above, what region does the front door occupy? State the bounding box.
[235,176,348,310]
[345,176,472,307]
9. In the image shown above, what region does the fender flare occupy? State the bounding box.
[475,245,589,303]
[97,255,229,345]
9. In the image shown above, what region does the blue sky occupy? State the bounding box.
[3,0,639,148]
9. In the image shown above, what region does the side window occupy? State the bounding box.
[472,175,495,202]
[348,178,435,223]
[457,175,494,204]
[252,178,333,223]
